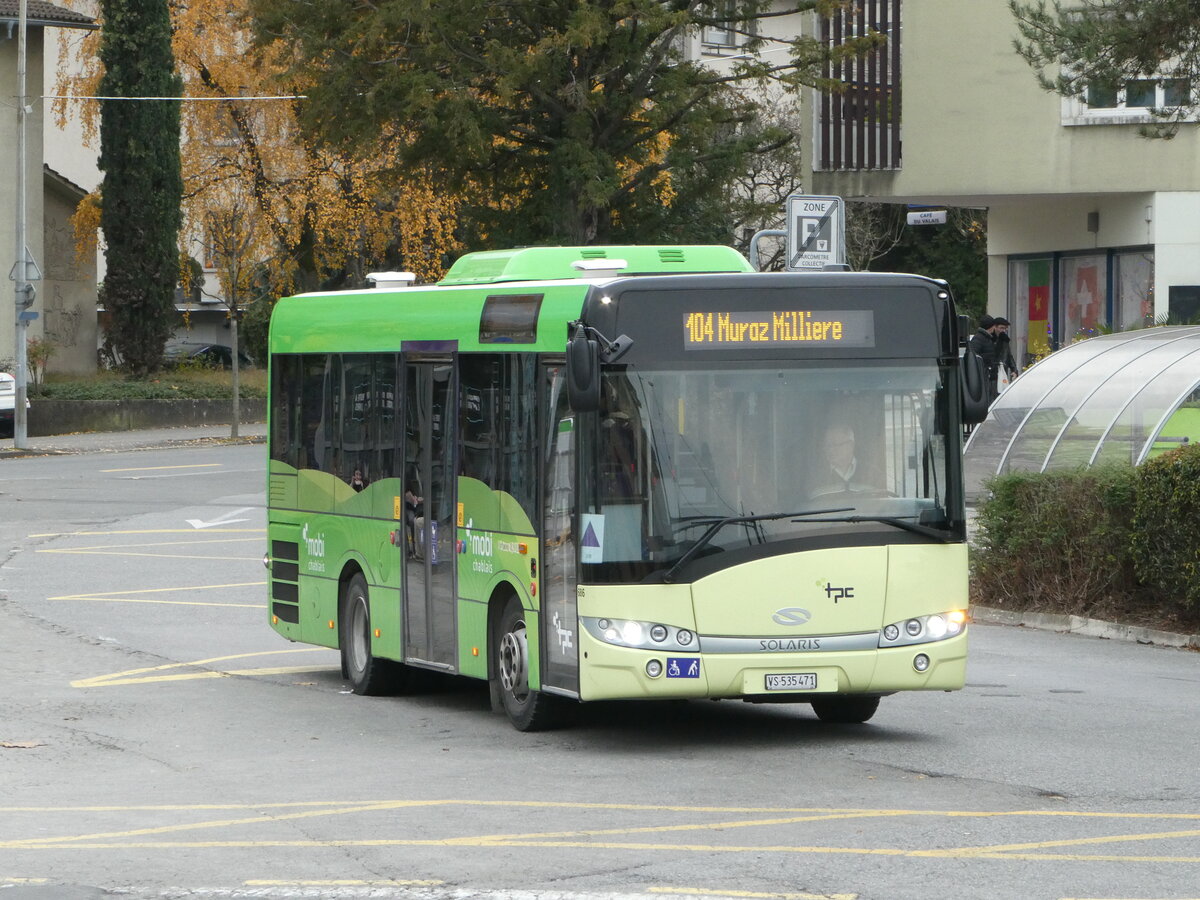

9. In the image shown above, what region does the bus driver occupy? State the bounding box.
[810,422,884,497]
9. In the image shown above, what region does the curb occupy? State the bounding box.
[0,434,265,460]
[971,605,1200,650]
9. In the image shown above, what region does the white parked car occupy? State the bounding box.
[1,372,30,438]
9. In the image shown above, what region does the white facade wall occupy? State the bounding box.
[0,22,46,372]
[809,0,1200,365]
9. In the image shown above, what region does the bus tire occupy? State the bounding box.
[811,695,880,724]
[493,595,567,732]
[340,572,401,696]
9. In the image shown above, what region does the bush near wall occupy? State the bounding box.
[1131,443,1200,611]
[972,452,1200,630]
[972,465,1139,616]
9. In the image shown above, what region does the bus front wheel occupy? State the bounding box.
[340,573,401,696]
[810,695,880,724]
[493,595,566,732]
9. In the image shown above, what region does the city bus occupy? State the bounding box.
[265,245,988,730]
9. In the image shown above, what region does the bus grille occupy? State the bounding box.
[270,539,300,623]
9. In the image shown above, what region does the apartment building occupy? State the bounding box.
[806,0,1200,370]
[1,0,96,374]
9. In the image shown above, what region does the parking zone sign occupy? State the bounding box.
[785,195,845,271]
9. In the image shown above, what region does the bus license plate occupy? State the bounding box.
[765,673,817,691]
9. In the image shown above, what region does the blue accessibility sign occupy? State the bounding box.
[666,658,700,678]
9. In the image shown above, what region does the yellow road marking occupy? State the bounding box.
[5,838,1200,862]
[3,802,1199,864]
[72,665,331,686]
[934,828,1200,857]
[100,464,223,473]
[4,801,1200,818]
[71,648,334,688]
[39,535,262,563]
[456,811,911,845]
[5,800,443,847]
[48,581,266,609]
[245,880,445,888]
[651,889,856,900]
[51,582,265,598]
[0,878,49,884]
[31,529,264,537]
[42,538,260,552]
[53,597,262,609]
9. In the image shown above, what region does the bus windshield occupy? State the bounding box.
[579,361,956,582]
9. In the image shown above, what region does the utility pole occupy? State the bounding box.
[11,0,39,449]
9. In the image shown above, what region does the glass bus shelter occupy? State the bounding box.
[964,326,1200,500]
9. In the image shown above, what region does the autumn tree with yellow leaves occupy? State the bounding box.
[58,0,464,363]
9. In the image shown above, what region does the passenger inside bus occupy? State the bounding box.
[405,482,424,558]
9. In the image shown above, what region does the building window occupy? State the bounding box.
[1066,77,1194,124]
[1061,254,1106,343]
[816,0,902,172]
[1114,251,1155,330]
[700,2,746,51]
[1008,258,1053,370]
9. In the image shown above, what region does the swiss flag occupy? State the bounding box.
[1029,285,1049,321]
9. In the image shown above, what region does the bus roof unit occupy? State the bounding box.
[438,245,754,286]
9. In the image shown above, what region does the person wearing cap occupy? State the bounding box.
[968,314,1001,404]
[993,317,1019,390]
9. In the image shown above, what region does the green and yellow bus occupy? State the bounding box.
[266,245,986,730]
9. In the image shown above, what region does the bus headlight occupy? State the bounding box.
[879,610,966,648]
[582,617,700,652]
[621,621,645,645]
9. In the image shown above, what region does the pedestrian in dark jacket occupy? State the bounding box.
[993,317,1019,390]
[968,315,1001,404]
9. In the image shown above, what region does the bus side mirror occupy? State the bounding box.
[961,348,989,425]
[567,328,601,412]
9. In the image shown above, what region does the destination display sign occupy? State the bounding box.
[682,309,876,349]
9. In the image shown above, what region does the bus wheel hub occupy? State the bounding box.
[499,628,528,696]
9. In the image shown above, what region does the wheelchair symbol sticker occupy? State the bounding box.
[666,658,700,678]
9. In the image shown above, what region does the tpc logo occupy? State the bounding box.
[824,583,855,603]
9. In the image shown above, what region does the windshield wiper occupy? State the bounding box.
[797,515,955,542]
[661,507,853,583]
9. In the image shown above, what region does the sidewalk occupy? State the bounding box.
[0,422,266,458]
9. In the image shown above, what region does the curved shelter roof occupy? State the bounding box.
[963,326,1200,500]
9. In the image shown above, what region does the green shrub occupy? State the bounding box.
[35,369,266,401]
[972,465,1139,614]
[1131,443,1200,611]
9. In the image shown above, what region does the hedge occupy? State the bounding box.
[1131,443,1200,609]
[971,465,1139,615]
[972,446,1200,627]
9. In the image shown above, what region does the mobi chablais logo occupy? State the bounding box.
[461,520,494,575]
[302,524,325,573]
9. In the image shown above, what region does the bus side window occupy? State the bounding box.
[270,354,302,468]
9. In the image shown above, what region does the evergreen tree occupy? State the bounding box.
[1010,0,1200,137]
[250,0,879,247]
[98,0,183,375]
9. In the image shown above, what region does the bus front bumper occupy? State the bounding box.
[576,629,967,702]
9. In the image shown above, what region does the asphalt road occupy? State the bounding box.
[1,433,1199,900]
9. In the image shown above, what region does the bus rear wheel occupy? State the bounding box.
[340,573,403,696]
[810,695,880,724]
[493,595,567,732]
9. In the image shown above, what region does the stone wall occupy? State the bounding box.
[29,399,267,437]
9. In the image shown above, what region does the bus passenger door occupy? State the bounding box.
[403,360,457,670]
[540,364,580,696]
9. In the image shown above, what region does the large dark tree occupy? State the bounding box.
[98,0,183,375]
[1010,0,1200,137]
[251,0,879,247]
